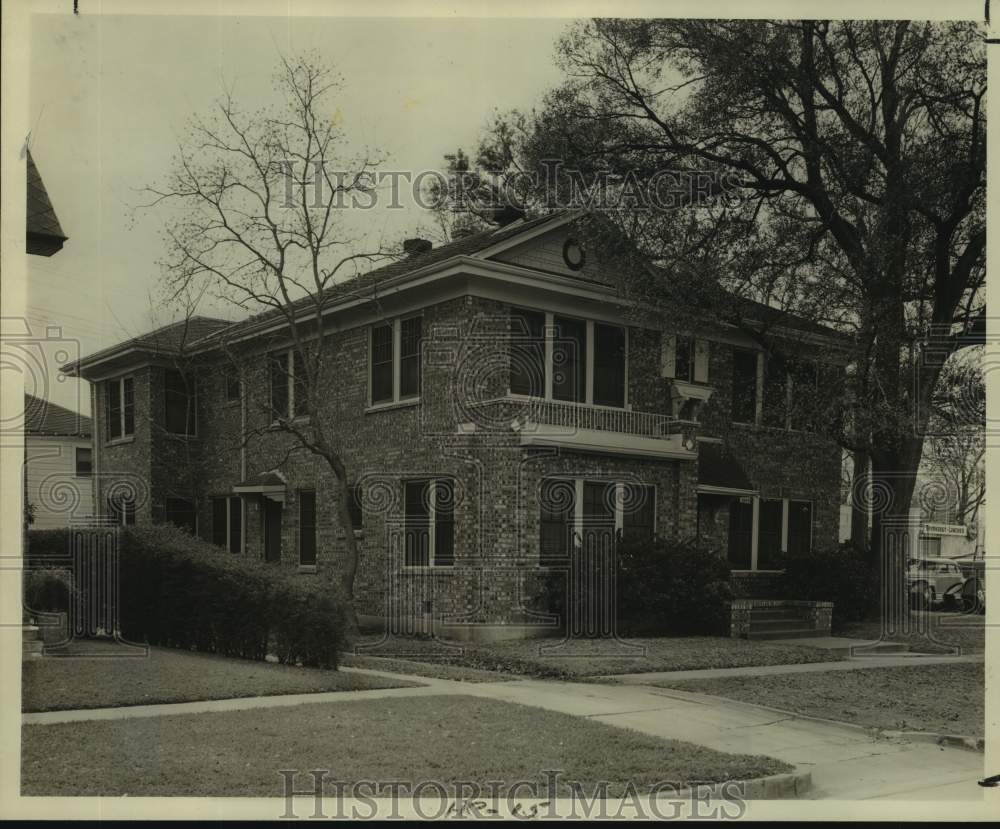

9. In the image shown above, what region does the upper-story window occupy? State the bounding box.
[269,350,307,420]
[105,376,135,441]
[164,368,198,436]
[661,335,710,384]
[370,315,422,406]
[75,447,92,477]
[509,307,627,409]
[731,348,760,424]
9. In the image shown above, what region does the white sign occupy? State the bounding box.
[922,523,967,537]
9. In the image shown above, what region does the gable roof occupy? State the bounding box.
[24,393,91,437]
[26,150,68,256]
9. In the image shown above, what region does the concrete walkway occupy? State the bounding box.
[604,652,983,684]
[22,663,984,801]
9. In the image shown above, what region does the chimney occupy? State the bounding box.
[492,205,526,227]
[403,238,433,256]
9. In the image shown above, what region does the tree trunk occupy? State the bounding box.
[335,486,361,636]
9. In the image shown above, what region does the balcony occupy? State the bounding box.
[463,396,699,460]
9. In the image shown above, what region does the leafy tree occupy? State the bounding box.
[461,20,984,623]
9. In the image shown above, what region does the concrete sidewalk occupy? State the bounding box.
[22,663,983,800]
[603,652,983,684]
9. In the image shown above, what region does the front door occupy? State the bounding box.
[263,498,283,562]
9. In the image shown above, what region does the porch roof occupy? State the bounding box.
[233,472,286,495]
[697,443,754,493]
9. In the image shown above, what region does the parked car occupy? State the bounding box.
[906,557,965,608]
[959,559,986,614]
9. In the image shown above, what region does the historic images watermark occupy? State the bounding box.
[280,160,744,214]
[277,769,748,820]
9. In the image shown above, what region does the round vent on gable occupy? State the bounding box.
[562,238,586,271]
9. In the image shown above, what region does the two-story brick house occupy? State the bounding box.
[64,212,849,640]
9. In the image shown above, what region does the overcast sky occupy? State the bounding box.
[27,12,570,415]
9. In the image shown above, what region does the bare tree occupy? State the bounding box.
[143,54,398,630]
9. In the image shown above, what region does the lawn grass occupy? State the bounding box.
[23,640,420,712]
[839,611,984,654]
[351,635,832,678]
[21,695,791,797]
[653,662,984,739]
[339,653,516,682]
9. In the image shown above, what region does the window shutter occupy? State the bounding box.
[694,339,710,383]
[660,334,676,379]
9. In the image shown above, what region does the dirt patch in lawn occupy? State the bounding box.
[340,653,516,682]
[350,635,831,678]
[22,695,791,797]
[654,662,984,739]
[23,640,420,712]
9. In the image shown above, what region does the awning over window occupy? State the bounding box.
[233,472,286,501]
[697,443,755,494]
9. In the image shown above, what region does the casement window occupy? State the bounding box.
[787,500,813,555]
[761,355,826,432]
[269,350,307,420]
[661,335,710,384]
[370,316,422,406]
[164,368,198,436]
[211,496,243,553]
[509,308,546,397]
[403,478,454,567]
[539,478,657,563]
[347,483,364,530]
[508,307,628,408]
[75,447,92,478]
[105,376,135,440]
[224,365,241,402]
[299,490,317,566]
[731,348,760,424]
[107,491,136,526]
[165,497,197,535]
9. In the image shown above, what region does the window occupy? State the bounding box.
[165,498,197,535]
[400,317,422,398]
[593,323,626,408]
[212,496,243,553]
[105,376,134,440]
[539,478,657,562]
[762,353,788,429]
[674,336,694,382]
[347,483,364,530]
[787,359,819,431]
[552,316,587,403]
[509,308,546,397]
[299,491,317,566]
[540,478,575,566]
[621,484,655,544]
[731,348,759,424]
[107,491,136,526]
[225,366,241,401]
[403,478,455,567]
[370,316,422,406]
[787,500,813,555]
[371,324,394,404]
[757,499,783,569]
[269,351,308,420]
[75,447,92,478]
[164,368,197,435]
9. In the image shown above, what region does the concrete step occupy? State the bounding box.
[22,638,44,658]
[746,628,818,640]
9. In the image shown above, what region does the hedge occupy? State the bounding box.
[26,525,347,668]
[778,542,879,631]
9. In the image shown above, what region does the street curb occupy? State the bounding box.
[672,771,812,800]
[645,686,984,752]
[879,730,984,753]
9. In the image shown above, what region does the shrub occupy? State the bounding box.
[24,568,71,614]
[616,537,733,636]
[537,537,733,637]
[29,524,347,668]
[778,542,879,631]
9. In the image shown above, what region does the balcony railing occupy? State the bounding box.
[465,395,695,440]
